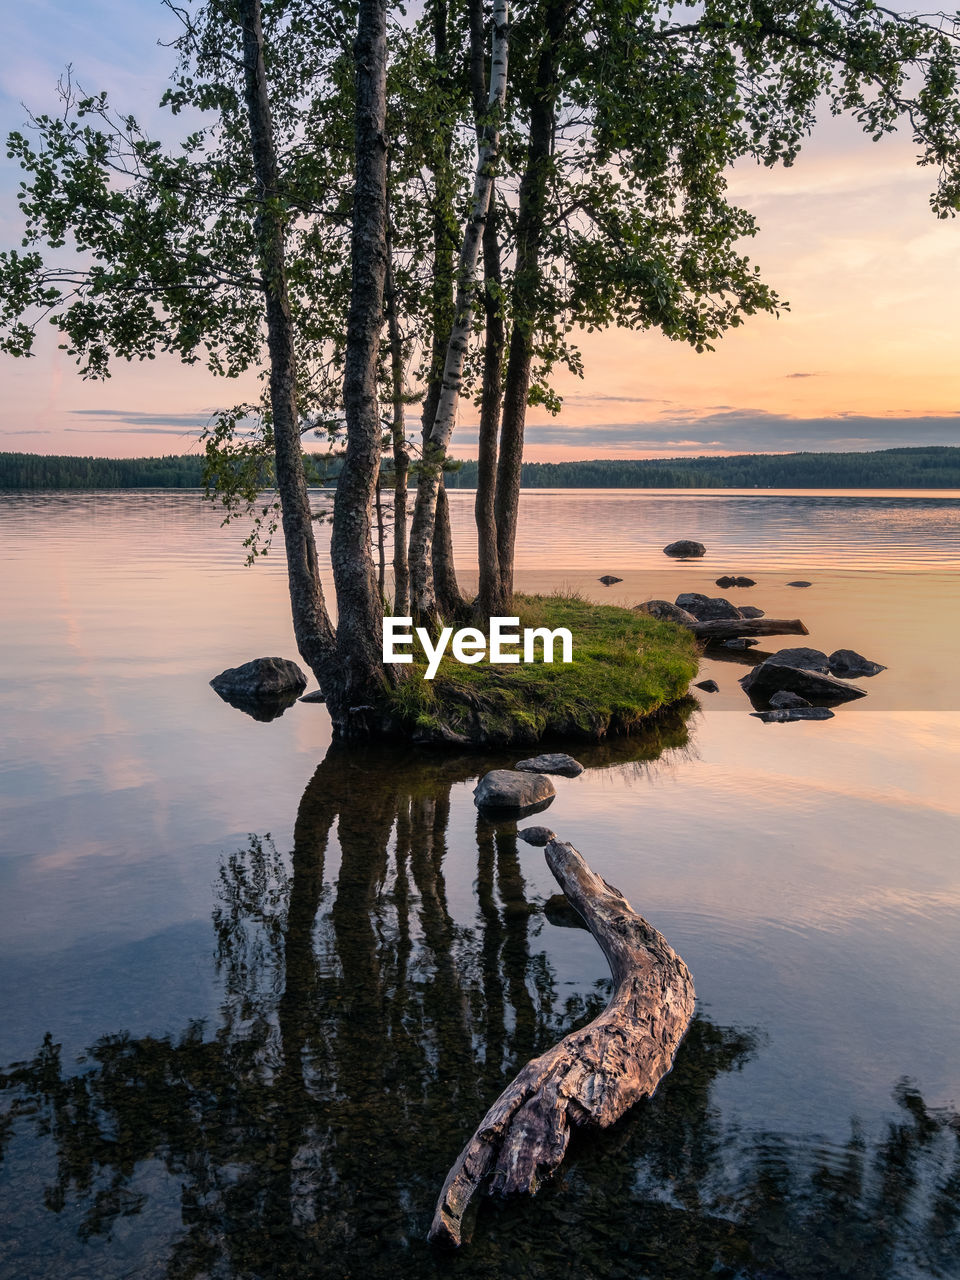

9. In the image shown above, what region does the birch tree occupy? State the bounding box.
[407,0,509,621]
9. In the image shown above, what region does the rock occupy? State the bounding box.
[764,647,830,672]
[752,707,836,723]
[769,690,811,709]
[734,577,756,587]
[518,826,557,847]
[737,605,765,619]
[299,689,326,703]
[211,656,308,699]
[635,600,699,628]
[694,679,719,693]
[675,593,743,622]
[828,649,887,678]
[740,659,867,704]
[210,656,308,721]
[474,770,556,814]
[598,574,623,585]
[786,580,813,588]
[715,575,755,588]
[663,539,706,558]
[515,752,584,777]
[721,638,759,650]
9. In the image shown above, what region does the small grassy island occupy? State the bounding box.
[388,594,699,746]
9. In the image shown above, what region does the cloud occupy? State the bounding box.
[559,393,668,405]
[785,372,818,379]
[68,409,213,428]
[521,412,960,454]
[64,426,204,436]
[0,428,51,434]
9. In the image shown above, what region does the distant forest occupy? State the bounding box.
[2,446,960,491]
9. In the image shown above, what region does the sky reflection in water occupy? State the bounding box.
[1,491,959,1279]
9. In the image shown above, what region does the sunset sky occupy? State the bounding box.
[2,0,960,460]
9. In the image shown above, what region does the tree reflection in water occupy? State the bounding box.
[2,714,959,1279]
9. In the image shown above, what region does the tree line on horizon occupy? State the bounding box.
[3,446,960,491]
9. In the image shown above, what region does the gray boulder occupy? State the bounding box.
[764,647,830,672]
[515,752,584,777]
[741,659,867,704]
[752,707,836,723]
[517,826,557,847]
[598,574,623,585]
[828,649,886,678]
[474,770,556,814]
[769,690,811,709]
[211,656,308,698]
[299,689,326,703]
[694,679,719,693]
[635,600,698,628]
[737,605,765,619]
[663,539,706,558]
[675,593,743,622]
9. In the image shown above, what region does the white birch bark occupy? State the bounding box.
[408,0,509,618]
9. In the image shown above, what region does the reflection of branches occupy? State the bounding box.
[3,727,958,1277]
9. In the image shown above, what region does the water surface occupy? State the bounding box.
[1,490,959,1279]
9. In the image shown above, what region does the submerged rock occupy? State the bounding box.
[737,605,765,619]
[716,575,756,589]
[518,825,557,847]
[474,769,556,814]
[635,600,699,628]
[211,656,308,699]
[675,593,742,622]
[663,539,706,558]
[598,574,623,585]
[695,679,719,693]
[769,690,811,709]
[515,752,584,777]
[741,658,867,704]
[543,892,588,930]
[786,580,813,588]
[828,649,887,678]
[299,689,326,703]
[753,706,836,722]
[721,638,759,650]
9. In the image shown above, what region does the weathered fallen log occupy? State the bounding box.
[691,617,809,641]
[428,839,695,1247]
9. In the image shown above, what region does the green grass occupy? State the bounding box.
[386,592,699,746]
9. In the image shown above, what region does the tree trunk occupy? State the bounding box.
[408,0,509,620]
[329,0,391,730]
[428,838,695,1247]
[470,0,507,619]
[237,0,335,681]
[434,480,470,618]
[384,214,409,614]
[494,0,571,601]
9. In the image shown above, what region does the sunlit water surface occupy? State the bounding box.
[1,489,959,1280]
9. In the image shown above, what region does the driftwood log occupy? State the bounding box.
[428,840,695,1247]
[691,617,809,641]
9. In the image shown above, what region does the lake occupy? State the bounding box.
[1,488,959,1279]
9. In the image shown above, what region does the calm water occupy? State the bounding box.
[1,489,959,1280]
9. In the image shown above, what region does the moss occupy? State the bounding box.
[385,592,699,746]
